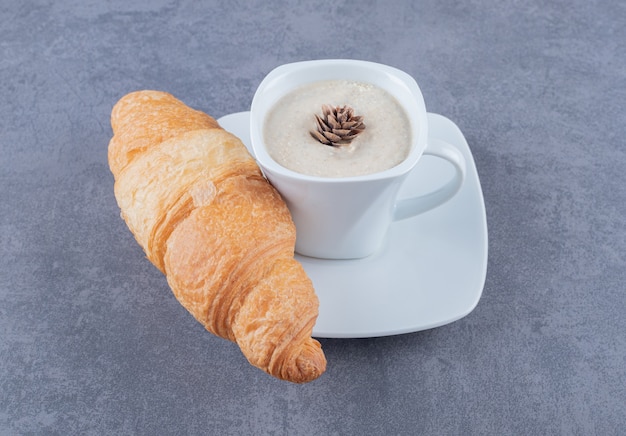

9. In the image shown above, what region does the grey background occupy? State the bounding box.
[1,0,625,434]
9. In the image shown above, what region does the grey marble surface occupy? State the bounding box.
[1,1,625,434]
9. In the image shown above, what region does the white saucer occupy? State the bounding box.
[217,112,488,338]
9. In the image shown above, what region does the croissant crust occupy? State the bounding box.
[108,90,326,383]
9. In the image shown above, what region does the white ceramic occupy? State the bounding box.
[218,111,487,338]
[249,60,466,259]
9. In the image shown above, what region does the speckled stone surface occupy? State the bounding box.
[1,1,625,434]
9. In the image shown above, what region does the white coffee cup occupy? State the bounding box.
[250,59,466,259]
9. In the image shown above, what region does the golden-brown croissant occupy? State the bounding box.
[108,90,326,383]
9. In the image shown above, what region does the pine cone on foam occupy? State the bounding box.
[310,104,365,146]
[108,90,326,383]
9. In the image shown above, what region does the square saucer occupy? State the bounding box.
[218,112,487,338]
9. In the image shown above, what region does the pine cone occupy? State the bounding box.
[310,104,365,147]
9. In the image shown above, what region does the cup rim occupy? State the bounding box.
[250,59,428,183]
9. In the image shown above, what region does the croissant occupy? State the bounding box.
[108,90,326,383]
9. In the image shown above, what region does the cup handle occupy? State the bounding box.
[393,137,466,221]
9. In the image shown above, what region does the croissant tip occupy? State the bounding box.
[282,339,327,384]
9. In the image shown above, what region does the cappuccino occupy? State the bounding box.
[263,80,411,178]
